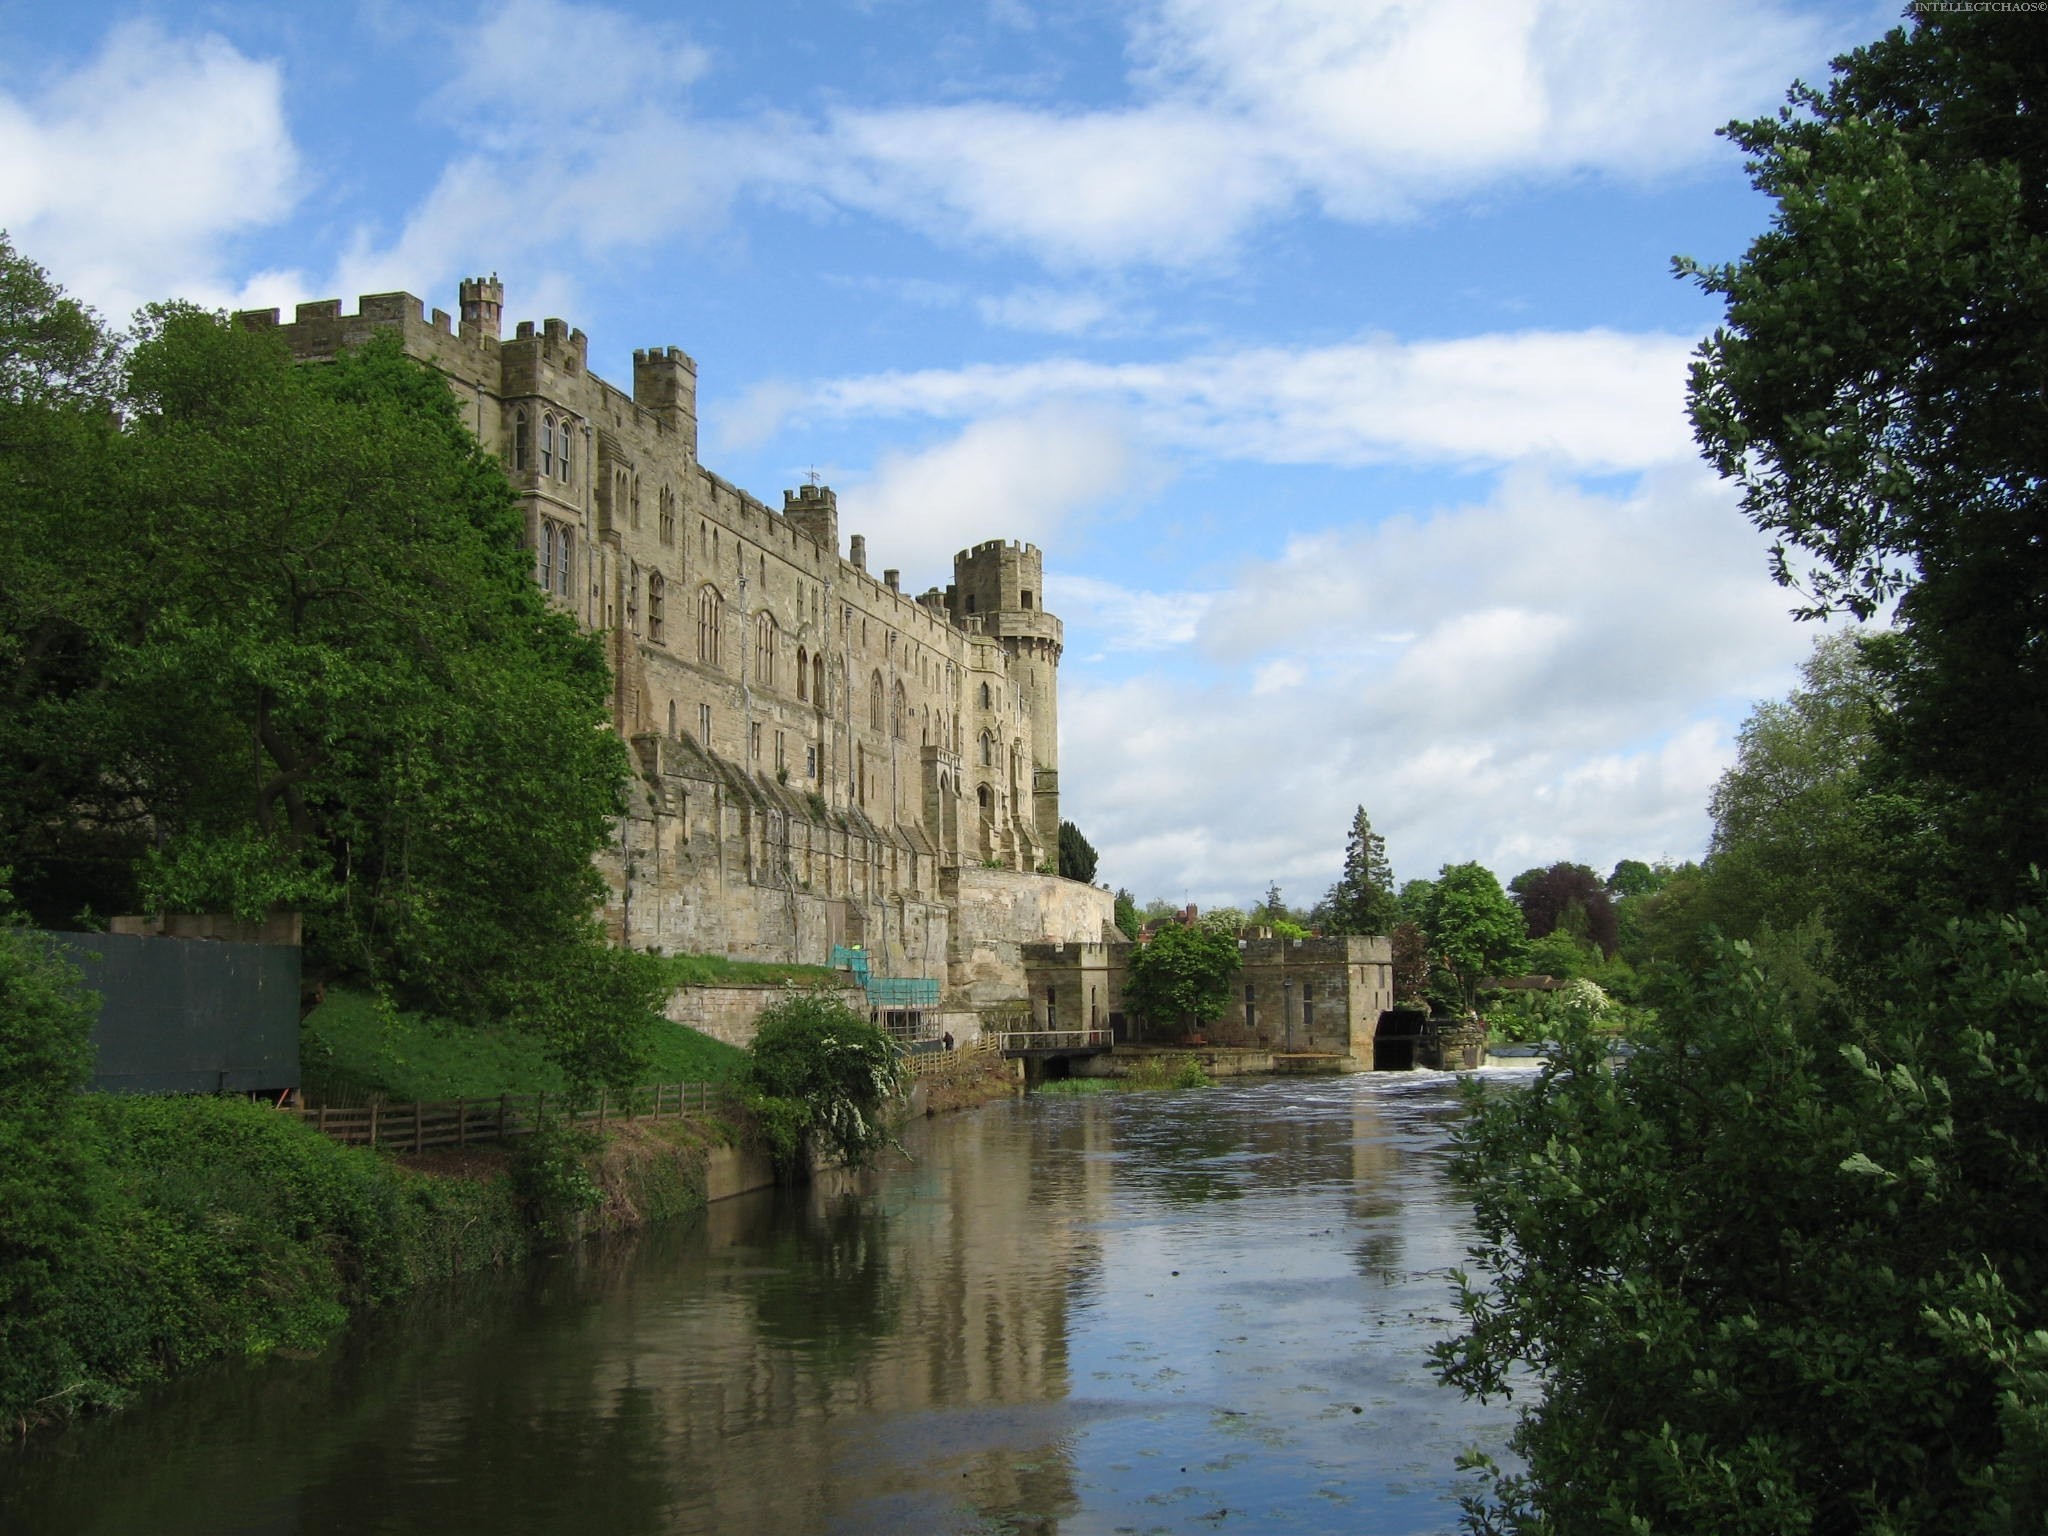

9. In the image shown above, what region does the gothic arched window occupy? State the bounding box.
[869,671,884,732]
[756,611,774,687]
[796,646,809,701]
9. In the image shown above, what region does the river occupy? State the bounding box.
[1,1071,1520,1535]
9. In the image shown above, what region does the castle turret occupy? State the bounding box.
[783,483,839,556]
[459,274,503,340]
[952,540,1063,845]
[633,346,698,458]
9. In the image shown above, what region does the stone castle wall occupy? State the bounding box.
[237,281,1100,1001]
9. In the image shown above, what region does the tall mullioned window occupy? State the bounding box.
[538,522,554,590]
[559,420,572,483]
[869,672,884,732]
[659,486,675,544]
[556,526,573,597]
[541,415,555,477]
[756,612,774,687]
[648,572,665,644]
[796,646,809,701]
[698,586,722,666]
[513,409,530,472]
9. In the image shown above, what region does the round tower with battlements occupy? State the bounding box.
[952,540,1063,846]
[459,274,504,339]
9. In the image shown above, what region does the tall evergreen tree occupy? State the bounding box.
[1056,820,1098,883]
[1323,806,1399,935]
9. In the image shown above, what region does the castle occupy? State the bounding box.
[235,278,1112,1016]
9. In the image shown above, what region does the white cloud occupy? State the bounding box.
[977,286,1134,336]
[781,327,1697,473]
[833,404,1145,581]
[0,20,300,320]
[1059,463,1820,905]
[1046,574,1215,655]
[802,0,1840,266]
[320,0,1845,292]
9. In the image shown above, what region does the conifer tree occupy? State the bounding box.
[1323,806,1398,935]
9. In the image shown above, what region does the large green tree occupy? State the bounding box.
[0,242,660,1087]
[1124,921,1240,1033]
[1441,15,2048,1530]
[1679,11,2048,920]
[1414,863,1525,1013]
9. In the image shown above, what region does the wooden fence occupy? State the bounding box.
[900,1037,1004,1081]
[298,1080,736,1152]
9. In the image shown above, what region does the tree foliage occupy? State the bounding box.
[1413,863,1526,1013]
[1324,805,1400,935]
[1508,862,1619,956]
[1440,908,2048,1533]
[743,992,903,1175]
[1679,11,2048,920]
[0,921,99,1417]
[1057,820,1098,883]
[1124,921,1240,1030]
[1443,17,2048,1529]
[0,239,656,1089]
[1112,887,1141,941]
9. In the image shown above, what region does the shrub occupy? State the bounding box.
[743,992,903,1175]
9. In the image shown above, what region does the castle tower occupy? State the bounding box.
[632,346,699,459]
[953,540,1063,847]
[458,274,503,339]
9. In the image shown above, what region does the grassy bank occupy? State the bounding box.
[300,985,747,1104]
[4,1093,730,1439]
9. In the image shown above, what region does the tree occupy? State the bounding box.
[1439,905,2048,1533]
[0,921,99,1417]
[0,251,658,1087]
[1056,820,1098,883]
[1388,920,1430,1006]
[1508,862,1619,956]
[1413,863,1525,1013]
[1124,922,1240,1032]
[1112,887,1141,941]
[1605,859,1665,900]
[743,992,903,1175]
[1679,11,2048,920]
[1703,630,1891,945]
[1323,806,1399,935]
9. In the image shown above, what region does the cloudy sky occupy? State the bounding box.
[1,0,1896,908]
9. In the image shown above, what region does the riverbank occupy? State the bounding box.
[2,1091,771,1441]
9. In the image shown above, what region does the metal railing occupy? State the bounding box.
[998,1028,1112,1055]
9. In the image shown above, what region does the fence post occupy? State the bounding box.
[457,1097,467,1148]
[598,1088,608,1129]
[413,1101,424,1154]
[369,1100,380,1149]
[317,1105,328,1137]
[499,1092,508,1140]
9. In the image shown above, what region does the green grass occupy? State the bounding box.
[1032,1077,1116,1095]
[661,953,844,987]
[301,987,746,1104]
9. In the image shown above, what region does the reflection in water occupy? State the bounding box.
[1,1074,1512,1535]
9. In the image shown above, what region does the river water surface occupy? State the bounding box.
[3,1072,1518,1535]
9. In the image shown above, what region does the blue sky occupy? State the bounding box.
[0,0,1899,909]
